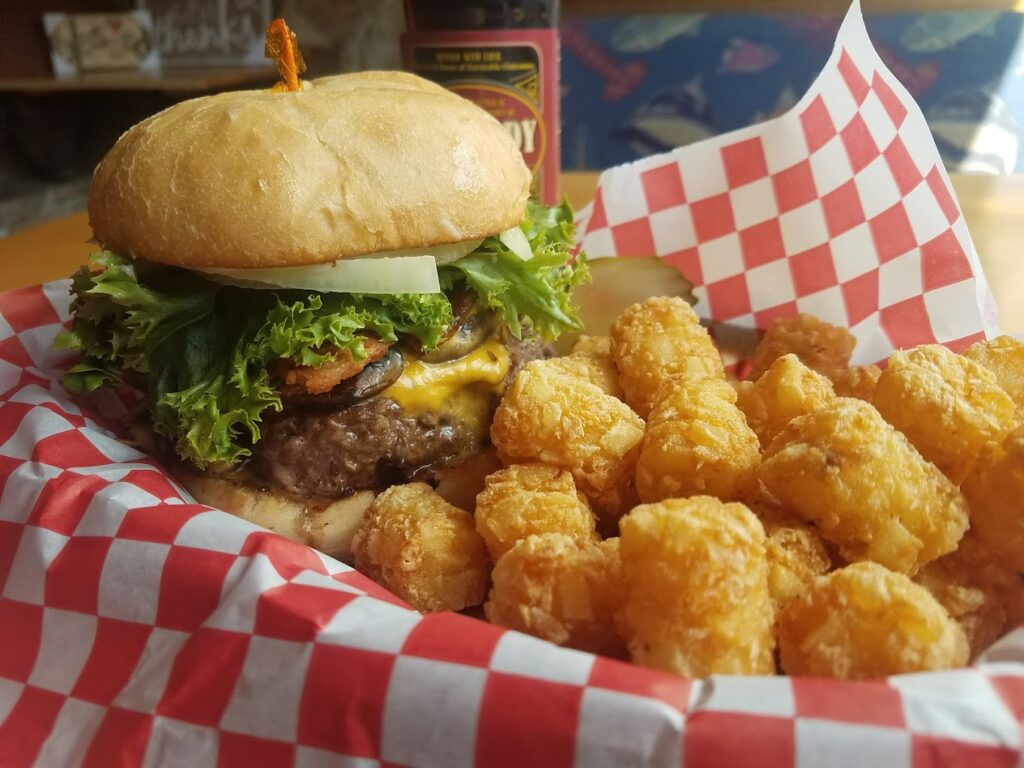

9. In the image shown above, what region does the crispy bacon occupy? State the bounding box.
[283,339,390,395]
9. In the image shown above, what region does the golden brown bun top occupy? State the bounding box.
[88,71,532,269]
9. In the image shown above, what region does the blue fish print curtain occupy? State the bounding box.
[562,11,1024,174]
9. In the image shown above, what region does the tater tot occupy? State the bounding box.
[474,463,597,561]
[915,549,1007,660]
[999,578,1024,630]
[933,531,1024,639]
[618,496,775,677]
[610,297,723,418]
[572,334,613,359]
[873,345,1017,483]
[546,355,623,399]
[963,335,1024,415]
[778,562,968,679]
[761,398,969,574]
[485,534,625,656]
[351,483,489,612]
[636,377,760,504]
[491,359,645,518]
[832,364,882,402]
[569,336,625,399]
[744,486,803,527]
[765,522,832,612]
[962,426,1024,572]
[749,313,856,381]
[736,354,836,448]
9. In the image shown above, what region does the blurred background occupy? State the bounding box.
[2,0,1024,235]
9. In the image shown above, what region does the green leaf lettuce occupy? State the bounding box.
[57,201,587,468]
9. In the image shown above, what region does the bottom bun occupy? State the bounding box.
[171,448,503,564]
[172,469,374,563]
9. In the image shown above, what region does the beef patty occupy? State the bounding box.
[252,397,487,498]
[251,334,553,498]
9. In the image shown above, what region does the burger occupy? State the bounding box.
[57,70,587,559]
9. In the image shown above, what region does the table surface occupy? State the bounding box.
[1,171,1020,332]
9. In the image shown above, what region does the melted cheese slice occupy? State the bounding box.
[381,339,510,414]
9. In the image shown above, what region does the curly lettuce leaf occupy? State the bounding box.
[56,252,216,392]
[153,289,456,467]
[440,200,588,340]
[144,301,280,466]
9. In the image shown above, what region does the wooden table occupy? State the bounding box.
[1,172,1021,332]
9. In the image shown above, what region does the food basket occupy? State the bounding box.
[0,2,1021,765]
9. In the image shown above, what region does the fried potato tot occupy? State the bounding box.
[749,313,856,381]
[610,297,723,418]
[351,483,488,612]
[572,334,613,358]
[636,377,760,503]
[491,359,645,518]
[546,355,623,399]
[962,426,1024,572]
[963,335,1024,415]
[475,463,598,561]
[765,522,832,613]
[778,562,968,679]
[761,398,969,574]
[873,345,1017,483]
[915,548,1007,660]
[832,364,882,402]
[931,531,1024,638]
[999,576,1024,630]
[618,496,775,677]
[736,354,836,448]
[569,336,625,399]
[744,486,803,527]
[485,534,625,656]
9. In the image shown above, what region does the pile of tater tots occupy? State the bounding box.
[351,297,1024,680]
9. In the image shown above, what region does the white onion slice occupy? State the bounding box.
[198,255,441,294]
[387,239,483,266]
[192,238,485,294]
[499,226,533,261]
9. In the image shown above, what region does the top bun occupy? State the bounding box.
[88,71,532,269]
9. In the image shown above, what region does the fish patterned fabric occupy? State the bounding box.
[562,11,1024,174]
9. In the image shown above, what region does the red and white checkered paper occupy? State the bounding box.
[576,1,1000,366]
[2,3,1022,767]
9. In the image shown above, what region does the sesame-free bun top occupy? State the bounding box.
[88,71,532,269]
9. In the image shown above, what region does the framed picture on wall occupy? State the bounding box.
[43,11,161,77]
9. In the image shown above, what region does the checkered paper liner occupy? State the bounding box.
[576,1,999,366]
[2,5,1023,768]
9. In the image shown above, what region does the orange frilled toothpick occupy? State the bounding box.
[265,18,306,93]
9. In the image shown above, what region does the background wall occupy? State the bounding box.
[3,3,1024,235]
[562,11,1024,174]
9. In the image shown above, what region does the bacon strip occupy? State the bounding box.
[283,339,390,395]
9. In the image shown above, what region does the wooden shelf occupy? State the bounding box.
[564,0,1024,13]
[0,67,277,94]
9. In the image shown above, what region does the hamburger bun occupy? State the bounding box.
[172,469,374,562]
[173,447,502,562]
[88,71,532,270]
